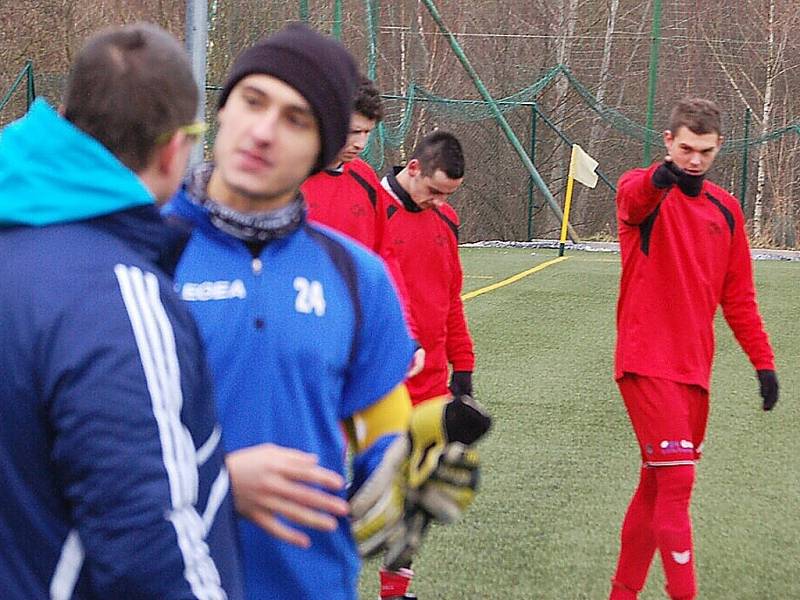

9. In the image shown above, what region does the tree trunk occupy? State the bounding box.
[546,0,579,233]
[753,0,776,239]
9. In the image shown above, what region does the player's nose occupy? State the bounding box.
[251,111,279,144]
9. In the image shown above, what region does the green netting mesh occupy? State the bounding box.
[2,0,799,246]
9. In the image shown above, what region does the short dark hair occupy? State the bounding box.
[63,22,198,173]
[354,75,384,122]
[410,130,465,179]
[669,97,722,137]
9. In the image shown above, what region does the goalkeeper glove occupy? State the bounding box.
[347,384,413,558]
[384,395,491,570]
[383,443,482,571]
[404,394,489,488]
[757,369,779,411]
[350,395,492,563]
[348,434,409,558]
[348,395,453,561]
[415,442,480,523]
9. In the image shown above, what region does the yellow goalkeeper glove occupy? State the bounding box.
[384,394,491,569]
[347,384,411,558]
[348,434,409,558]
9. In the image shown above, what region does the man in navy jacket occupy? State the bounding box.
[0,23,242,599]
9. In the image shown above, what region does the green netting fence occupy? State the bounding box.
[3,0,800,246]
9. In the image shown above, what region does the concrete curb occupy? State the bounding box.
[462,239,800,261]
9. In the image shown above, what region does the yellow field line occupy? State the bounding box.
[461,256,571,301]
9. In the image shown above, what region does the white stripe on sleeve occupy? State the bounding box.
[50,529,84,600]
[114,264,226,600]
[196,425,222,466]
[203,467,231,533]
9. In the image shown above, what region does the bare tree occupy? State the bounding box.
[752,0,777,239]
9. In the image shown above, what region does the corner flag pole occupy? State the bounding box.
[558,145,578,257]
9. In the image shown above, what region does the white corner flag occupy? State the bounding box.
[559,143,599,256]
[569,144,599,189]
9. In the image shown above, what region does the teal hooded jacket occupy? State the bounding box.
[0,98,153,226]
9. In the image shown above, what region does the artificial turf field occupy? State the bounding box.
[358,246,799,599]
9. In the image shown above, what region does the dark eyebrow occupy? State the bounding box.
[285,104,315,118]
[679,142,717,153]
[239,84,267,98]
[240,84,314,117]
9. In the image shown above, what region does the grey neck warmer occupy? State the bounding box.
[187,162,304,243]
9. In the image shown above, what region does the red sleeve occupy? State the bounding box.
[441,205,475,372]
[720,203,775,370]
[617,164,668,226]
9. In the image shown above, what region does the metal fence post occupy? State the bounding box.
[527,103,537,240]
[25,61,36,109]
[643,0,662,167]
[185,0,207,166]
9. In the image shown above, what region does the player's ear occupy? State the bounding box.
[407,159,422,177]
[156,134,183,175]
[663,129,674,153]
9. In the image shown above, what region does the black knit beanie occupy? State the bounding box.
[218,23,358,172]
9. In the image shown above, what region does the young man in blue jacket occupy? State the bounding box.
[0,24,242,599]
[165,24,419,600]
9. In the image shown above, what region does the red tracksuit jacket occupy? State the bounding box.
[381,171,475,404]
[615,163,775,390]
[302,158,418,339]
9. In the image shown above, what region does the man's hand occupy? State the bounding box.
[652,157,681,189]
[407,347,426,378]
[227,443,349,548]
[448,371,473,398]
[652,156,704,196]
[757,369,779,411]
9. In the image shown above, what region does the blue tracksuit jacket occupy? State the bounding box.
[0,99,243,599]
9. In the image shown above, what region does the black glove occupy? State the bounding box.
[652,160,704,196]
[652,160,681,189]
[449,371,473,398]
[757,370,779,411]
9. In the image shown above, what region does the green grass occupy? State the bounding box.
[358,247,800,599]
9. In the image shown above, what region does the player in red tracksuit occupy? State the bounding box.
[378,130,475,600]
[609,98,779,600]
[302,76,421,352]
[380,131,475,408]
